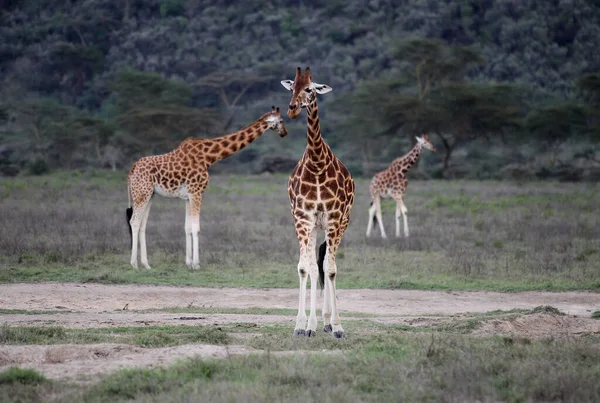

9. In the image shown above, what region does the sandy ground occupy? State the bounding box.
[1,283,599,382]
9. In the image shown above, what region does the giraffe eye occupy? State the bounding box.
[304,88,311,93]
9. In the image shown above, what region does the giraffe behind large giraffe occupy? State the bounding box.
[366,135,436,238]
[281,67,355,338]
[126,107,287,270]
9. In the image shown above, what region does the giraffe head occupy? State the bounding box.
[266,106,288,137]
[280,67,332,119]
[416,134,436,152]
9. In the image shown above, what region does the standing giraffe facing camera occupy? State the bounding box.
[366,134,436,239]
[281,67,355,338]
[126,107,288,270]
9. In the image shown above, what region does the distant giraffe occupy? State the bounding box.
[281,67,355,338]
[366,135,436,239]
[126,107,288,269]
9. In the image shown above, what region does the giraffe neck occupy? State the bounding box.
[303,98,330,171]
[204,115,270,167]
[391,142,423,173]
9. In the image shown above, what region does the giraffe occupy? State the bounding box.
[126,107,288,270]
[281,67,355,339]
[366,135,436,239]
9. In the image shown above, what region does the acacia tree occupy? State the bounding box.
[113,70,220,154]
[3,98,105,171]
[346,38,521,171]
[194,70,272,132]
[433,83,523,169]
[524,102,588,166]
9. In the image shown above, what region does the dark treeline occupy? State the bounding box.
[1,0,599,180]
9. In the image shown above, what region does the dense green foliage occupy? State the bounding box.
[1,0,599,178]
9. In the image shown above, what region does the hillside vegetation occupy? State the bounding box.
[1,0,599,179]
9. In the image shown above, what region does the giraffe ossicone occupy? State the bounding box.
[126,107,287,270]
[366,134,436,239]
[282,67,355,339]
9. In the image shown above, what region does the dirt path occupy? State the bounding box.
[1,282,599,316]
[1,283,599,382]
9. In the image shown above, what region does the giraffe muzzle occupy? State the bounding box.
[287,105,301,119]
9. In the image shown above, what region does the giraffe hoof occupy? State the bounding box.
[323,324,332,333]
[293,329,306,337]
[306,330,316,337]
[333,331,345,339]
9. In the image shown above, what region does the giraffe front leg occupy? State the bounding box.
[395,202,401,238]
[294,227,317,337]
[399,200,409,237]
[184,201,192,268]
[322,261,332,333]
[189,194,203,270]
[366,202,376,237]
[294,256,309,336]
[325,245,344,338]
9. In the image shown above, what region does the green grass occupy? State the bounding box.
[1,172,599,292]
[1,304,598,402]
[0,368,48,385]
[5,334,593,403]
[0,325,230,347]
[0,308,71,315]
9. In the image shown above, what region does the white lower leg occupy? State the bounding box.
[376,204,387,238]
[322,271,331,330]
[185,203,192,267]
[295,264,308,334]
[139,202,152,269]
[401,203,409,237]
[191,219,200,269]
[307,267,318,335]
[130,223,140,269]
[395,206,401,238]
[326,256,344,337]
[366,203,376,237]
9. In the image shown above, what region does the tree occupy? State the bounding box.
[433,83,523,169]
[49,42,104,102]
[194,70,272,132]
[346,38,517,171]
[112,70,220,154]
[4,99,90,171]
[524,103,587,165]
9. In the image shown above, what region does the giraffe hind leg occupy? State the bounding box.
[139,199,153,269]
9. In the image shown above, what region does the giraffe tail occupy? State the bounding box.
[317,241,326,290]
[126,181,133,248]
[370,201,378,226]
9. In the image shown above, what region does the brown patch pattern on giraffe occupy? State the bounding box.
[366,135,436,239]
[281,67,355,339]
[127,107,287,270]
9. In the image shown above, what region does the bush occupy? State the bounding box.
[0,367,47,385]
[28,159,49,176]
[160,0,184,18]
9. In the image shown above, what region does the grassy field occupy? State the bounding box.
[1,171,599,402]
[1,306,600,402]
[0,170,599,291]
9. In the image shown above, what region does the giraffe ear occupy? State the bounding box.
[281,80,294,91]
[312,82,332,94]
